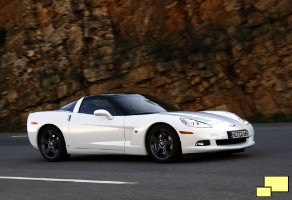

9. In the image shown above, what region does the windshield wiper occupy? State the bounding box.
[132,112,157,115]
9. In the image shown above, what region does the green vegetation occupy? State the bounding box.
[0,26,7,45]
[114,23,235,62]
[0,127,26,133]
[0,120,26,133]
[148,36,176,62]
[248,114,292,123]
[265,12,277,24]
[114,35,138,55]
[1,114,292,133]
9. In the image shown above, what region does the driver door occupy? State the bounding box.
[68,97,125,153]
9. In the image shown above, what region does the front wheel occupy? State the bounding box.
[38,126,69,162]
[147,124,182,163]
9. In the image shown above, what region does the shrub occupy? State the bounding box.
[148,36,176,62]
[0,26,7,45]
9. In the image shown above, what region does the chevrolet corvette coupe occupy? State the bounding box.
[27,94,255,162]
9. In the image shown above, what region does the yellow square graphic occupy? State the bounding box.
[264,176,289,192]
[257,187,272,197]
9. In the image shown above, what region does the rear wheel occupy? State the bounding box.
[38,126,69,162]
[147,124,182,163]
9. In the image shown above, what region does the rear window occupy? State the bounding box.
[59,101,77,112]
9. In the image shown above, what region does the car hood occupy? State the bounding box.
[159,111,241,125]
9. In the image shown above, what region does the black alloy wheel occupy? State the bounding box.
[147,124,182,163]
[38,126,68,162]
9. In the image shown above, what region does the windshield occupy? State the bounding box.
[110,94,177,115]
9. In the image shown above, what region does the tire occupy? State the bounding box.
[38,126,69,162]
[146,124,182,163]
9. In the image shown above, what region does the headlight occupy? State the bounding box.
[180,118,212,128]
[238,117,249,125]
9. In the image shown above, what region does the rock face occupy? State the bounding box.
[0,0,291,130]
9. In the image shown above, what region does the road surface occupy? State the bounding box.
[0,123,291,200]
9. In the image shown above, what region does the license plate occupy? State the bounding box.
[228,130,249,139]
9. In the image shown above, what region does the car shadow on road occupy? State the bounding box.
[181,152,254,163]
[67,154,152,163]
[64,152,254,164]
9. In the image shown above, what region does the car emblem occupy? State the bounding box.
[229,124,236,127]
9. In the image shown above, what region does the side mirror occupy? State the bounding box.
[94,109,114,120]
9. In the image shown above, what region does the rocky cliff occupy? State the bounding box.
[0,0,291,130]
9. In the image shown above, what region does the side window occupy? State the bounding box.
[59,100,78,112]
[79,98,117,116]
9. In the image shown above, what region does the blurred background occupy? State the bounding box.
[0,0,291,131]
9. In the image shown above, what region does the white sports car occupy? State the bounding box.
[27,94,255,162]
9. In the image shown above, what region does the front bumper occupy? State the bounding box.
[178,123,255,154]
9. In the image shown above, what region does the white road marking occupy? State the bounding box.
[11,135,28,138]
[0,176,137,185]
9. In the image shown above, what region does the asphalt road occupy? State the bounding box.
[0,123,291,200]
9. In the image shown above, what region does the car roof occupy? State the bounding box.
[85,93,142,99]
